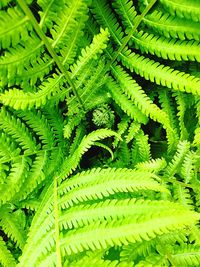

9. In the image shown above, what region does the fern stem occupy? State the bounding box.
[53,176,62,267]
[17,0,85,111]
[110,0,158,65]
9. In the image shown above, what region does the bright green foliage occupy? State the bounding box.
[0,0,200,266]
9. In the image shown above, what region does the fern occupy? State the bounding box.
[0,0,200,266]
[0,236,16,267]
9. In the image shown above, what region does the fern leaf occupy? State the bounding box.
[14,150,48,201]
[0,157,29,204]
[0,133,21,163]
[134,130,151,162]
[126,121,141,143]
[113,116,131,148]
[63,115,83,139]
[173,184,194,210]
[0,206,26,249]
[59,198,187,230]
[112,0,137,30]
[42,104,65,145]
[160,0,200,22]
[50,0,89,50]
[107,78,148,124]
[181,151,198,183]
[111,64,177,150]
[19,168,166,261]
[92,0,124,45]
[16,110,55,149]
[38,0,65,31]
[0,36,44,86]
[69,125,86,155]
[19,197,200,266]
[58,167,164,196]
[132,30,200,62]
[70,28,110,78]
[144,11,200,41]
[60,208,200,256]
[0,74,65,110]
[59,172,166,210]
[173,91,189,140]
[136,158,167,173]
[158,88,179,139]
[120,49,200,95]
[61,18,87,68]
[171,244,200,266]
[0,6,32,49]
[0,236,16,267]
[58,129,121,180]
[165,140,190,177]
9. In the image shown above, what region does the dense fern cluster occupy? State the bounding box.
[0,0,200,266]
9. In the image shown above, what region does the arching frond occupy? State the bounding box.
[0,236,16,267]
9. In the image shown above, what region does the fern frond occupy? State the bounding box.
[58,129,121,180]
[171,244,200,266]
[0,108,37,153]
[0,236,16,267]
[92,0,124,45]
[113,116,130,148]
[58,168,164,197]
[69,125,86,155]
[16,110,55,149]
[120,49,200,95]
[0,133,21,163]
[60,208,199,256]
[173,184,193,209]
[158,88,179,139]
[70,28,109,78]
[0,36,44,86]
[111,64,177,150]
[112,0,137,30]
[59,198,187,230]
[13,56,53,88]
[114,140,131,167]
[0,6,32,49]
[79,62,109,109]
[165,141,190,177]
[173,91,188,140]
[181,151,197,184]
[14,150,48,201]
[132,30,200,62]
[0,74,65,110]
[63,115,83,139]
[38,0,65,31]
[134,130,151,162]
[42,104,65,145]
[136,158,167,173]
[144,11,200,41]
[61,18,86,68]
[160,0,200,22]
[126,121,141,143]
[107,78,148,124]
[0,206,26,249]
[50,0,89,50]
[58,173,166,211]
[0,157,29,204]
